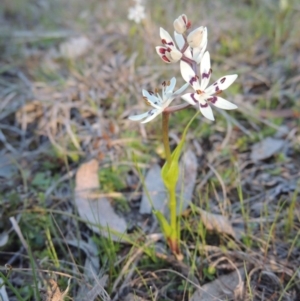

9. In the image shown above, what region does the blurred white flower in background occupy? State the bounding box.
[128,0,146,24]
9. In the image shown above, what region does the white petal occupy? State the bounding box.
[200,51,211,90]
[169,49,182,62]
[192,47,201,62]
[206,74,238,95]
[160,27,176,48]
[165,52,178,63]
[207,96,237,110]
[180,60,193,83]
[198,102,215,121]
[183,47,193,59]
[181,93,199,106]
[174,31,185,50]
[141,109,162,123]
[142,90,162,108]
[174,82,190,95]
[180,61,201,91]
[173,15,188,34]
[128,111,150,121]
[169,77,176,90]
[155,46,172,63]
[199,27,207,50]
[187,26,206,48]
[165,77,176,94]
[163,96,176,109]
[194,39,207,64]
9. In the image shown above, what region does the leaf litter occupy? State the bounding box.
[196,207,237,239]
[0,278,9,301]
[1,0,300,300]
[75,159,127,241]
[250,136,285,161]
[190,267,245,301]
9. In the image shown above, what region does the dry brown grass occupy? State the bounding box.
[0,0,300,300]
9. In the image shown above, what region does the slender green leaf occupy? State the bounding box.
[153,210,172,237]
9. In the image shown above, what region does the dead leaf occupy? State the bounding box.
[139,150,198,215]
[0,278,9,301]
[63,238,99,280]
[74,237,102,300]
[198,208,236,238]
[76,274,109,301]
[190,268,245,301]
[83,237,100,280]
[85,275,110,301]
[0,151,18,179]
[75,160,127,241]
[124,293,147,301]
[15,100,44,126]
[40,279,70,301]
[177,149,198,214]
[59,36,92,59]
[0,232,9,247]
[139,164,167,214]
[250,137,285,161]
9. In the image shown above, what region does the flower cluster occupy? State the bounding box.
[129,14,238,122]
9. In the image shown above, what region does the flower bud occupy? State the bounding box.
[173,14,190,34]
[187,26,206,48]
[169,49,183,62]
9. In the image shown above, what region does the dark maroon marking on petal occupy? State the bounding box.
[208,96,217,104]
[187,21,191,29]
[220,77,226,84]
[189,75,199,86]
[213,82,218,86]
[162,39,174,47]
[200,102,208,108]
[190,93,198,104]
[202,72,209,79]
[148,91,154,95]
[159,48,166,54]
[182,15,187,24]
[162,81,166,87]
[166,47,172,52]
[202,69,212,79]
[162,55,171,62]
[215,86,220,92]
[148,110,155,116]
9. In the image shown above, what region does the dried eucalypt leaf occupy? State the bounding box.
[75,159,127,241]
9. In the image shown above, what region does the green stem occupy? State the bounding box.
[169,187,177,242]
[162,112,171,166]
[162,111,179,254]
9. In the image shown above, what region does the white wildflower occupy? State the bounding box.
[180,51,238,121]
[129,78,189,123]
[128,1,146,24]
